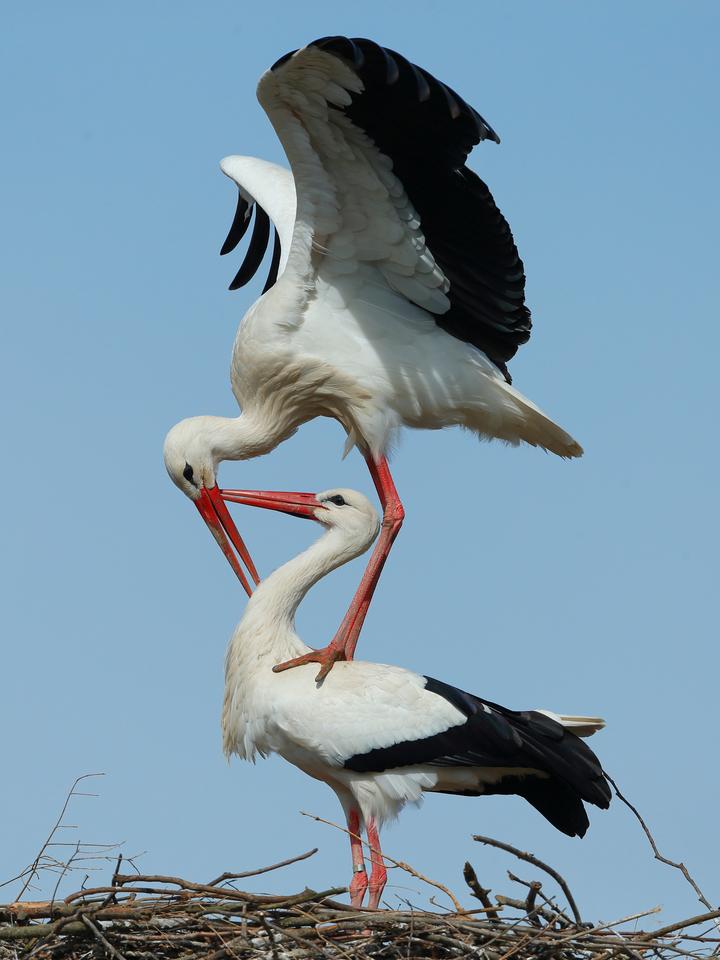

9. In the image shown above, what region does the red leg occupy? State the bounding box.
[340,455,405,661]
[346,809,368,909]
[273,455,404,680]
[366,818,387,910]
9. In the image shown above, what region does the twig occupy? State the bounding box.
[551,905,663,949]
[12,773,105,900]
[81,914,128,960]
[523,881,542,926]
[494,894,560,928]
[49,840,82,909]
[109,874,259,900]
[605,771,716,913]
[269,886,347,908]
[207,848,318,886]
[473,833,583,925]
[111,853,123,891]
[643,909,720,940]
[508,870,574,926]
[287,902,358,960]
[301,810,465,912]
[259,914,281,960]
[463,862,500,920]
[494,924,547,960]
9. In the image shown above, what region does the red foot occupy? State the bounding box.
[272,643,348,682]
[349,869,368,908]
[367,872,387,910]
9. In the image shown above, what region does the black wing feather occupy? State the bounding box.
[345,675,610,838]
[243,38,531,367]
[262,228,282,294]
[271,37,529,380]
[228,205,271,291]
[220,191,252,256]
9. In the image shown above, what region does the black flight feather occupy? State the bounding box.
[262,228,282,294]
[220,191,252,256]
[271,37,529,380]
[228,205,271,291]
[344,675,610,839]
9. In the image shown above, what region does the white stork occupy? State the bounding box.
[220,485,610,909]
[164,36,583,679]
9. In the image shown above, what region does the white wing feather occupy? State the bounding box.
[257,47,451,313]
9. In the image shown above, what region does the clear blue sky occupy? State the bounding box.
[2,0,717,923]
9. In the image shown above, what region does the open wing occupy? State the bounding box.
[251,37,531,380]
[219,164,286,296]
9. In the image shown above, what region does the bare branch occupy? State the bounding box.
[11,773,106,901]
[81,914,128,960]
[463,861,500,920]
[473,833,583,925]
[207,848,318,886]
[605,771,716,913]
[644,909,720,940]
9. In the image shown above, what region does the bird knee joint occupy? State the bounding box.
[382,502,405,528]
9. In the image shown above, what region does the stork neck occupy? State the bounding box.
[208,413,290,464]
[251,527,358,629]
[234,524,370,663]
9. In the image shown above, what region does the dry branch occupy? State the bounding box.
[605,772,717,914]
[463,860,501,920]
[473,833,584,925]
[2,774,107,900]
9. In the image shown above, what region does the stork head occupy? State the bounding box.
[163,417,260,596]
[314,488,380,545]
[163,417,220,498]
[220,487,380,553]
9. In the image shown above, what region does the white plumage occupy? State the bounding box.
[221,486,610,908]
[164,37,583,678]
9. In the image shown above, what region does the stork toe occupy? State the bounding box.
[272,643,348,681]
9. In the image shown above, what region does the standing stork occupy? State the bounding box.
[164,36,583,679]
[220,485,610,909]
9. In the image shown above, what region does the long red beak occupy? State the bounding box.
[221,488,321,520]
[194,486,260,597]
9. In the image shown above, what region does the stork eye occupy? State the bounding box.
[183,462,197,487]
[327,495,346,506]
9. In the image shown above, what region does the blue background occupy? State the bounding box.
[2,0,717,923]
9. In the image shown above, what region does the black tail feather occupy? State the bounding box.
[486,775,591,838]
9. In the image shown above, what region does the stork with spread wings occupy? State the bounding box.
[164,37,582,680]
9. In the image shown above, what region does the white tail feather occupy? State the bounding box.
[466,372,584,458]
[535,710,606,738]
[499,381,583,458]
[516,406,584,458]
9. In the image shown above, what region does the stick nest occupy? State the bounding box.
[4,777,717,959]
[2,864,718,960]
